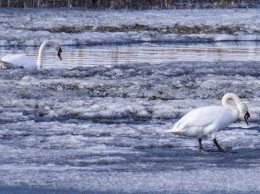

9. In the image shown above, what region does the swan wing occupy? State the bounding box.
[1,54,36,69]
[168,106,235,137]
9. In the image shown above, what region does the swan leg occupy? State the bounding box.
[198,139,205,151]
[213,138,225,153]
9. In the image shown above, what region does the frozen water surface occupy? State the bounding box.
[0,62,260,193]
[0,8,260,194]
[0,8,259,46]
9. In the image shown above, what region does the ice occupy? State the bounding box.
[0,8,260,193]
[0,9,259,46]
[1,62,260,121]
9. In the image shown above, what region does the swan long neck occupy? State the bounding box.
[36,40,56,69]
[222,93,241,114]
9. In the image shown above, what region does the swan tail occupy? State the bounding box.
[164,127,180,134]
[164,129,173,133]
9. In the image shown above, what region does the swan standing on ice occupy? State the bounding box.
[0,40,62,69]
[167,93,250,152]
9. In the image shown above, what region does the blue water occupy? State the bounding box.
[1,41,260,68]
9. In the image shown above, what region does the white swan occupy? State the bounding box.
[167,93,250,152]
[0,40,62,69]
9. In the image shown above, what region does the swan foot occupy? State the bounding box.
[198,139,236,153]
[218,148,226,153]
[213,138,226,153]
[198,139,206,152]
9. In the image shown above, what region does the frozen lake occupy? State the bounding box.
[0,8,260,194]
[1,61,260,193]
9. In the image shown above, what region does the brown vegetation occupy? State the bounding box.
[0,0,258,9]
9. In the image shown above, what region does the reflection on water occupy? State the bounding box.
[0,42,259,68]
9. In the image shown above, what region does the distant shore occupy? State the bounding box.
[0,0,259,9]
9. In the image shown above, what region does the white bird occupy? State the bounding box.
[0,40,62,69]
[167,93,250,152]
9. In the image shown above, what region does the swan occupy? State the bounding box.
[0,40,62,69]
[167,93,250,152]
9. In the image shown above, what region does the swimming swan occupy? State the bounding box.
[167,93,250,152]
[0,40,62,69]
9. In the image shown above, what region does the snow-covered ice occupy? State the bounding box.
[0,8,259,46]
[0,8,260,194]
[0,61,260,193]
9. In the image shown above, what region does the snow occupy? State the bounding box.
[0,8,259,46]
[0,8,260,194]
[1,61,260,193]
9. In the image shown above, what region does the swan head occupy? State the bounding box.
[53,43,62,60]
[238,103,250,125]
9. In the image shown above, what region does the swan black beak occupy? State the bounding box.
[244,111,250,125]
[58,48,62,60]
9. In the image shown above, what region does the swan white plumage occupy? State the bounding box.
[0,40,62,69]
[167,93,250,152]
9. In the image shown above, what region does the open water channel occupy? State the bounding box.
[0,41,260,68]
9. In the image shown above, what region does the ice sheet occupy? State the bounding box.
[0,8,260,193]
[0,8,259,46]
[0,62,260,193]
